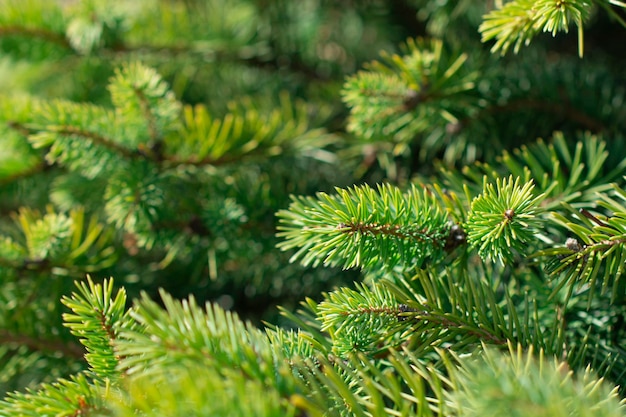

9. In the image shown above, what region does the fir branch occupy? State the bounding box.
[131,86,161,146]
[451,344,625,417]
[106,365,303,417]
[166,94,334,169]
[62,277,128,379]
[277,183,452,270]
[402,305,508,346]
[480,0,593,55]
[108,62,181,149]
[440,133,623,216]
[0,373,105,417]
[317,283,408,355]
[342,38,478,143]
[537,186,626,301]
[115,290,290,390]
[49,125,136,160]
[466,176,544,263]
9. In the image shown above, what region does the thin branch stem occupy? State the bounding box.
[0,161,49,186]
[132,87,161,145]
[341,221,443,247]
[53,126,137,159]
[0,25,73,50]
[410,308,507,345]
[8,120,146,161]
[0,329,84,359]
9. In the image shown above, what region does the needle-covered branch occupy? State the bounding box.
[61,277,129,380]
[342,38,479,147]
[537,183,626,301]
[480,0,595,56]
[277,183,453,270]
[466,176,544,263]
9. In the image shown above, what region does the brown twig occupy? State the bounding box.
[0,25,72,50]
[0,329,84,359]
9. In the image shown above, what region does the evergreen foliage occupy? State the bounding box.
[2,0,626,416]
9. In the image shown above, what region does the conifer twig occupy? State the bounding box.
[0,25,72,50]
[0,329,84,359]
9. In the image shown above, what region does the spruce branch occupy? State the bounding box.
[266,327,319,360]
[451,344,625,417]
[3,276,625,416]
[0,206,116,275]
[8,63,334,174]
[115,289,287,386]
[342,38,478,144]
[400,302,509,348]
[317,283,408,355]
[109,289,330,415]
[277,299,334,355]
[440,133,625,213]
[107,365,301,417]
[43,123,136,161]
[2,1,626,414]
[108,62,181,148]
[26,101,136,179]
[277,183,452,270]
[537,183,626,301]
[61,277,128,380]
[381,269,549,354]
[466,175,544,263]
[21,63,182,174]
[166,93,335,168]
[293,347,455,417]
[479,0,593,56]
[0,373,105,417]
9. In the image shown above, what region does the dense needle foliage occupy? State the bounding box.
[1,1,626,416]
